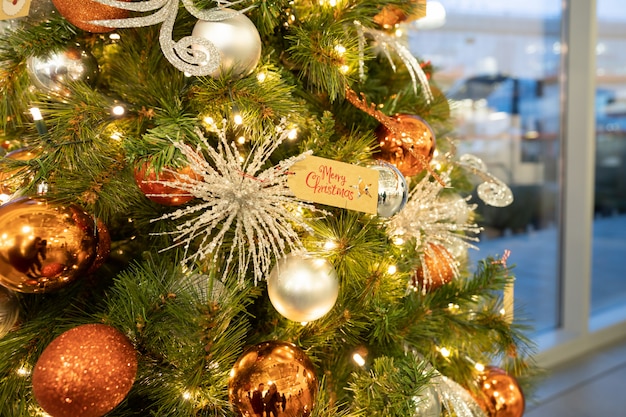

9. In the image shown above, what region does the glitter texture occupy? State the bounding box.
[51,0,130,33]
[355,21,433,102]
[436,375,488,417]
[388,171,481,290]
[32,324,137,417]
[457,154,514,207]
[151,122,317,284]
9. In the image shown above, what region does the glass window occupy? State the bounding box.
[408,0,563,333]
[591,0,626,319]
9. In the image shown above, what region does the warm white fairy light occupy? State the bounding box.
[324,239,338,250]
[474,362,485,372]
[233,113,243,125]
[438,347,451,357]
[352,353,366,367]
[257,72,267,82]
[203,116,214,125]
[112,105,125,116]
[237,136,246,144]
[16,366,30,376]
[392,236,405,245]
[182,391,192,400]
[29,107,43,121]
[110,131,123,141]
[387,265,397,274]
[339,64,350,74]
[109,32,121,40]
[334,44,346,55]
[287,128,298,140]
[151,121,318,284]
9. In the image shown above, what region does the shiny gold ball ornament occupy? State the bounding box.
[371,162,408,218]
[51,0,129,33]
[134,162,198,206]
[191,10,262,79]
[475,366,525,417]
[86,219,110,275]
[267,254,339,322]
[413,243,456,292]
[0,197,98,293]
[0,285,19,338]
[27,45,99,95]
[229,340,318,417]
[375,114,436,178]
[32,323,137,417]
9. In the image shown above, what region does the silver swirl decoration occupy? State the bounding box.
[458,154,514,208]
[90,0,253,76]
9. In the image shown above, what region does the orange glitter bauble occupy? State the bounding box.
[51,0,130,33]
[134,162,198,206]
[474,366,525,417]
[413,243,455,292]
[375,114,436,178]
[32,324,137,417]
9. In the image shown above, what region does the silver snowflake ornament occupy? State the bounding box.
[152,122,317,284]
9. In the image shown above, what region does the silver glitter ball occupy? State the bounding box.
[0,286,19,338]
[191,11,262,79]
[27,44,99,95]
[372,162,408,218]
[267,254,339,322]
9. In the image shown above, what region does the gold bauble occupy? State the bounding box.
[0,197,98,293]
[229,341,318,417]
[51,0,129,33]
[0,285,19,338]
[375,114,436,177]
[474,366,525,417]
[32,324,137,417]
[413,243,455,292]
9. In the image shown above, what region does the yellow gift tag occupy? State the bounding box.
[1,0,32,20]
[288,155,379,214]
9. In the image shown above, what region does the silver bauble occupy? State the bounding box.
[267,254,339,322]
[372,162,408,218]
[0,286,19,338]
[413,385,442,417]
[191,10,262,79]
[27,44,99,95]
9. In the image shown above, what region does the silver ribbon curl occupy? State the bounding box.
[90,0,254,76]
[457,154,514,207]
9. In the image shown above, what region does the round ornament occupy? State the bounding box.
[371,162,408,218]
[27,45,99,95]
[0,286,19,338]
[375,114,436,178]
[51,0,129,33]
[475,366,525,417]
[413,243,456,292]
[191,10,262,79]
[0,147,38,196]
[229,340,318,417]
[134,162,197,206]
[32,323,137,417]
[267,254,339,322]
[0,197,98,293]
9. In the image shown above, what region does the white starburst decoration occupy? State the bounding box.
[151,121,317,284]
[388,171,481,288]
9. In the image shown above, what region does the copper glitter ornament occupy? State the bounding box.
[51,0,129,33]
[229,341,318,417]
[134,162,197,206]
[375,114,436,177]
[474,366,525,417]
[413,243,456,292]
[32,323,137,417]
[345,89,435,177]
[0,197,98,293]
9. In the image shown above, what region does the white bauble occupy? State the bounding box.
[192,10,262,79]
[267,254,339,322]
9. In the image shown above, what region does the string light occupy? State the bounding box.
[29,107,47,135]
[16,366,31,376]
[257,72,267,82]
[438,346,451,357]
[352,353,366,367]
[111,105,125,116]
[387,265,397,274]
[323,239,338,250]
[237,136,246,144]
[109,33,121,41]
[287,128,298,140]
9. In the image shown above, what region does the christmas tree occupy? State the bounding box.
[0,1,537,417]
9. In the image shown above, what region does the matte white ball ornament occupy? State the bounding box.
[267,254,339,322]
[191,10,262,79]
